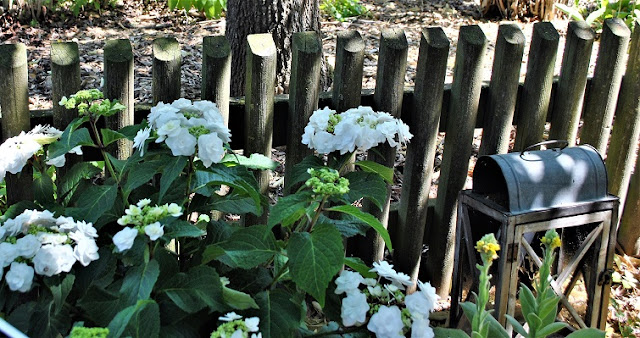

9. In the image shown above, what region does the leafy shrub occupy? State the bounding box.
[167,0,226,19]
[555,0,640,31]
[321,0,369,22]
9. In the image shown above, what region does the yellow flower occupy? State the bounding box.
[476,234,500,263]
[541,229,561,250]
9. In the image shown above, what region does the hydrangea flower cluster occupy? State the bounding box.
[304,168,349,196]
[210,312,261,338]
[0,209,99,293]
[112,199,182,252]
[302,106,413,154]
[334,261,439,338]
[134,99,231,167]
[0,125,63,182]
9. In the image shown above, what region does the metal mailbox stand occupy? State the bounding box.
[450,191,619,332]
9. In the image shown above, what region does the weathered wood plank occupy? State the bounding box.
[395,27,449,289]
[152,37,181,105]
[332,30,365,112]
[104,39,135,159]
[202,36,231,126]
[425,25,487,296]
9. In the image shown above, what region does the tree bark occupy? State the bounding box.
[226,0,326,96]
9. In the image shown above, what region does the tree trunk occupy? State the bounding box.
[226,0,327,96]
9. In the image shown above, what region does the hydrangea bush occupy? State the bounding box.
[0,96,408,337]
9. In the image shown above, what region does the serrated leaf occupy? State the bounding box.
[124,299,160,338]
[56,162,101,203]
[77,286,121,327]
[107,299,158,338]
[101,128,127,147]
[164,220,205,239]
[33,172,55,206]
[256,290,303,338]
[44,274,75,315]
[318,214,369,238]
[354,160,393,183]
[119,260,160,306]
[221,153,279,170]
[268,191,313,229]
[343,171,387,210]
[159,156,187,202]
[288,223,344,306]
[344,257,376,278]
[327,204,392,251]
[48,127,95,159]
[285,155,324,193]
[66,184,117,223]
[222,285,259,310]
[213,225,277,269]
[159,266,226,313]
[193,164,263,215]
[207,193,261,215]
[123,159,164,193]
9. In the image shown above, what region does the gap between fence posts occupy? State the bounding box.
[356,28,407,265]
[284,32,322,195]
[549,21,595,145]
[104,39,135,160]
[479,24,525,156]
[202,36,231,127]
[608,21,640,240]
[51,41,82,176]
[580,18,630,154]
[0,43,33,204]
[425,25,487,296]
[152,37,181,105]
[513,22,559,151]
[244,33,276,226]
[395,27,449,291]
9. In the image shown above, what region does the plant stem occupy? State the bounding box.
[269,261,290,289]
[306,195,329,232]
[89,116,127,204]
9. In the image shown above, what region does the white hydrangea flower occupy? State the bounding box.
[244,317,260,332]
[15,234,41,259]
[46,145,83,168]
[341,291,369,327]
[219,312,242,322]
[28,125,63,145]
[144,222,164,241]
[137,198,152,208]
[411,316,434,338]
[367,305,405,338]
[33,244,76,276]
[167,203,182,217]
[0,132,42,182]
[74,221,98,239]
[0,242,19,267]
[370,261,396,278]
[37,232,68,245]
[170,98,193,110]
[5,262,35,292]
[417,280,440,310]
[165,128,197,156]
[69,231,100,266]
[197,133,225,167]
[133,127,152,156]
[113,227,139,252]
[405,291,432,319]
[334,270,364,295]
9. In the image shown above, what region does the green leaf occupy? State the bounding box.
[344,257,376,278]
[288,223,344,306]
[460,301,478,324]
[164,220,206,239]
[268,191,313,229]
[159,266,226,313]
[74,247,117,296]
[159,156,187,202]
[221,153,279,170]
[123,159,164,193]
[48,127,95,159]
[193,165,264,215]
[564,328,605,338]
[56,162,101,203]
[212,225,278,269]
[0,200,38,221]
[256,290,303,338]
[168,0,178,11]
[44,274,75,315]
[285,155,324,193]
[537,322,568,337]
[107,299,158,338]
[118,123,147,141]
[318,214,369,238]
[222,285,260,310]
[505,315,528,337]
[519,283,537,318]
[527,313,543,332]
[354,160,393,183]
[207,193,261,215]
[119,259,160,306]
[343,171,387,210]
[433,327,470,338]
[538,295,561,325]
[33,172,55,206]
[66,184,117,223]
[101,128,127,147]
[124,299,160,338]
[327,204,392,251]
[77,286,121,327]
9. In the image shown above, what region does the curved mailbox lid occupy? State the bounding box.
[472,145,608,213]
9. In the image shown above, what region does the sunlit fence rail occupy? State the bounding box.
[1,18,639,294]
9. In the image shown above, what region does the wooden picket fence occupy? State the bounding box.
[1,18,639,297]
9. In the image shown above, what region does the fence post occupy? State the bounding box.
[580,18,630,154]
[395,27,449,290]
[152,37,181,105]
[244,33,276,226]
[202,36,231,127]
[513,22,559,151]
[619,151,640,255]
[549,21,595,145]
[479,24,525,156]
[284,32,322,193]
[608,22,640,246]
[0,43,32,203]
[332,30,364,113]
[356,28,407,264]
[51,41,82,174]
[104,39,135,160]
[426,25,486,296]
